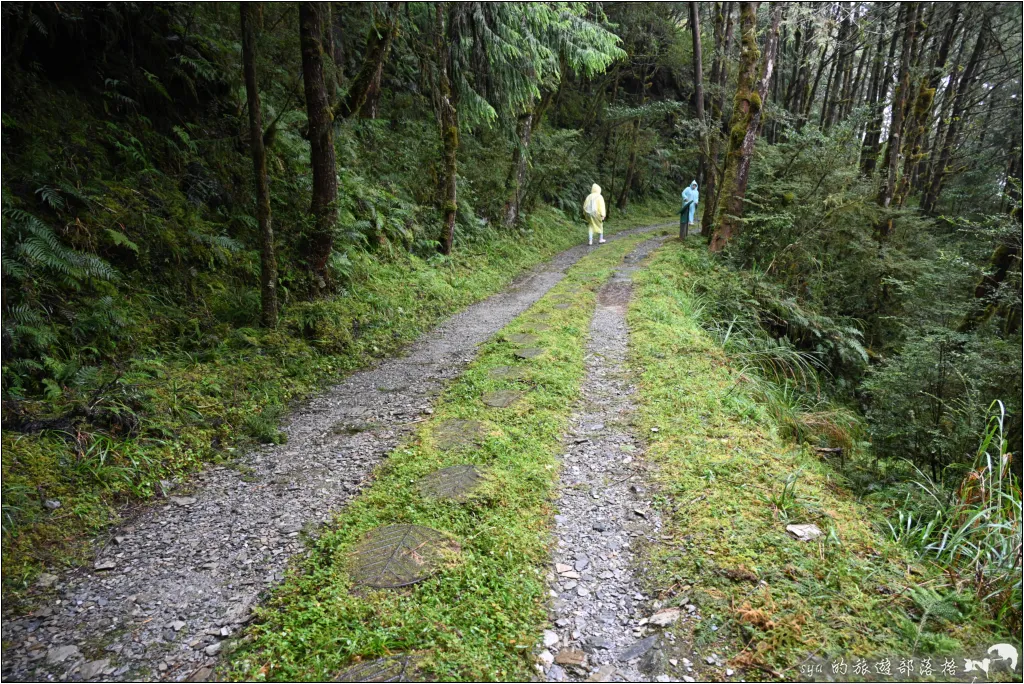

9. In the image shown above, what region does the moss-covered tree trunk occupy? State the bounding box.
[690,1,706,188]
[875,1,918,233]
[710,1,780,252]
[299,2,338,289]
[921,19,988,215]
[895,7,957,206]
[501,111,534,228]
[701,1,735,236]
[241,2,277,327]
[859,8,896,176]
[435,3,459,255]
[338,2,399,119]
[616,117,640,211]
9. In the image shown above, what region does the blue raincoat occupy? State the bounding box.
[681,181,699,224]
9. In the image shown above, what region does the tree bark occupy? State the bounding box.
[502,111,534,228]
[299,2,338,288]
[434,3,459,255]
[338,2,399,119]
[710,2,781,252]
[241,3,277,327]
[860,4,900,176]
[783,19,803,111]
[922,18,988,214]
[895,7,958,206]
[790,17,816,125]
[876,1,918,230]
[617,117,641,210]
[690,1,707,187]
[823,9,851,130]
[701,1,734,235]
[845,37,870,121]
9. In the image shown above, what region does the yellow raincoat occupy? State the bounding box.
[583,184,607,243]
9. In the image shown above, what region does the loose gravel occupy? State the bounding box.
[538,236,704,683]
[0,226,668,683]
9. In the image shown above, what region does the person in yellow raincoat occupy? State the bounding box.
[583,184,607,245]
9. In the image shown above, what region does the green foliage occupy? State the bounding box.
[888,403,1022,625]
[628,241,1007,671]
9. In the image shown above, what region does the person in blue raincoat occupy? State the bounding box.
[680,180,699,238]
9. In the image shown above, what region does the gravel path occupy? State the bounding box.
[0,225,668,684]
[539,236,694,683]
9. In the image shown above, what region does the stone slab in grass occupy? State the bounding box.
[553,302,572,310]
[488,365,525,380]
[528,324,552,332]
[505,333,539,345]
[349,524,457,589]
[515,347,544,359]
[433,419,489,450]
[417,465,487,501]
[337,654,420,682]
[482,390,523,408]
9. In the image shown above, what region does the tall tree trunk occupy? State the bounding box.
[299,2,338,288]
[860,4,900,175]
[783,20,803,111]
[702,1,734,235]
[710,2,781,252]
[819,49,838,129]
[617,117,641,210]
[503,88,556,227]
[790,18,816,124]
[338,2,399,119]
[922,18,988,214]
[845,38,870,121]
[824,10,851,130]
[690,1,707,187]
[241,3,277,327]
[801,43,829,128]
[434,3,459,255]
[896,6,958,206]
[876,1,918,230]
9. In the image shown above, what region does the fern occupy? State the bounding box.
[35,185,66,211]
[105,228,140,255]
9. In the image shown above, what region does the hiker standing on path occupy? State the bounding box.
[584,183,607,245]
[681,180,698,239]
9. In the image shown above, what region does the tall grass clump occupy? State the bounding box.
[889,401,1022,627]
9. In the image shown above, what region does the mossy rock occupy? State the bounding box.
[348,524,458,588]
[417,465,487,502]
[505,333,539,345]
[337,654,421,682]
[433,419,489,450]
[481,390,523,408]
[488,365,525,380]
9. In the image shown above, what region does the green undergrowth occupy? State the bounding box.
[627,241,1010,679]
[224,232,654,681]
[1,208,673,597]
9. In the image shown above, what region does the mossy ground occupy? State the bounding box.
[1,208,674,597]
[224,232,656,681]
[627,241,1011,679]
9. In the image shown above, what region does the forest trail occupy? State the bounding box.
[0,225,667,683]
[540,237,673,683]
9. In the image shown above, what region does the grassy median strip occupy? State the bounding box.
[627,242,1004,677]
[226,233,655,681]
